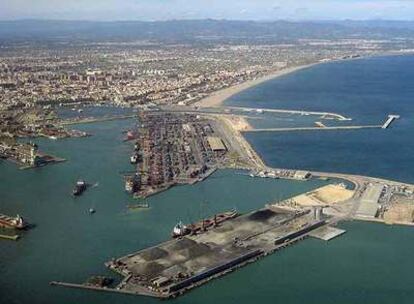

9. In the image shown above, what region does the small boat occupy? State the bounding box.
[89,208,96,214]
[73,180,87,196]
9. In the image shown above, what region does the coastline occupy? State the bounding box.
[194,63,317,108]
[194,51,414,109]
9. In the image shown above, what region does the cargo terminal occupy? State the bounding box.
[104,205,332,298]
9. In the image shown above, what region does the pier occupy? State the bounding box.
[225,106,351,121]
[246,125,382,132]
[382,114,400,129]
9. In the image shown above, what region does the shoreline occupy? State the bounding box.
[194,63,317,108]
[194,51,414,109]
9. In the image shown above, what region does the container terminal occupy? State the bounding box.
[124,112,232,198]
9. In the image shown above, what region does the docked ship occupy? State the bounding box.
[124,130,137,142]
[0,214,27,229]
[171,209,239,238]
[125,174,140,193]
[72,180,87,196]
[134,142,140,151]
[130,154,138,164]
[172,221,190,238]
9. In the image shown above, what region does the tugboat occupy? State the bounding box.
[172,221,190,238]
[72,180,87,196]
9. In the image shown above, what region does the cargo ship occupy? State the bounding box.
[0,214,27,229]
[172,209,238,238]
[72,180,87,196]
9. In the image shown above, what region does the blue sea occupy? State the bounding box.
[227,55,414,183]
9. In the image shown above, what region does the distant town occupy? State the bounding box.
[2,20,414,167]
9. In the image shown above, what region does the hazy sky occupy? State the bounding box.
[1,0,413,21]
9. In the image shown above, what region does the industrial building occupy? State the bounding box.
[207,136,227,151]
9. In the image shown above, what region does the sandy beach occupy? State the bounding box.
[194,63,317,108]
